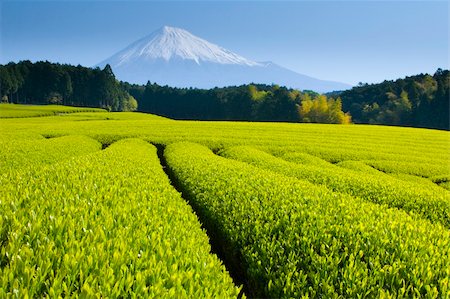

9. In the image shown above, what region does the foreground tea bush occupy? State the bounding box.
[221,146,450,228]
[0,135,102,173]
[0,139,240,297]
[0,135,103,203]
[165,142,450,298]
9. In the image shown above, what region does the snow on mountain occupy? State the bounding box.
[108,26,262,67]
[97,26,351,92]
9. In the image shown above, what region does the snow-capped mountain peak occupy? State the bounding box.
[97,26,351,92]
[108,25,262,67]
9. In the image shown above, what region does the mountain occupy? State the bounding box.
[97,26,351,92]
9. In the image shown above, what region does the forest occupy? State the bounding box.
[0,61,137,112]
[337,69,449,130]
[122,82,350,123]
[1,61,448,129]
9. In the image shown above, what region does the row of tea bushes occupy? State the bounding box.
[0,139,240,297]
[221,146,450,228]
[165,142,450,298]
[0,104,105,118]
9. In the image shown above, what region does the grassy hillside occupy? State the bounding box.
[1,104,449,297]
[0,103,106,118]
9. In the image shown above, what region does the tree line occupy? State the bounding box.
[0,61,351,123]
[336,69,449,130]
[0,61,137,111]
[1,61,447,129]
[122,82,350,123]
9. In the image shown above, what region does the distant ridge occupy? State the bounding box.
[98,26,351,92]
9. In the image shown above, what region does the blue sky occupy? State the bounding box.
[1,1,448,85]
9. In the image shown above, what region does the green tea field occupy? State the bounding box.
[1,104,449,298]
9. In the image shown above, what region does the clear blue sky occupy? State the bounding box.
[1,1,448,85]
